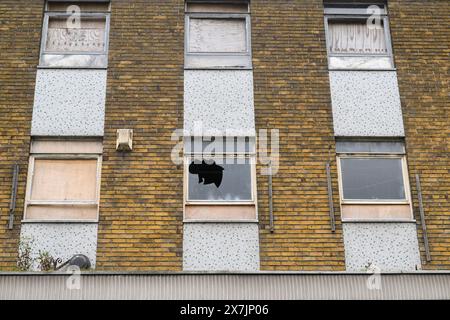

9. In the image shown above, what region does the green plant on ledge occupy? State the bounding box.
[37,251,56,272]
[17,236,34,271]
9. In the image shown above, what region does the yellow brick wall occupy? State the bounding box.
[252,0,346,271]
[0,0,42,270]
[0,0,448,272]
[95,0,185,271]
[389,0,450,269]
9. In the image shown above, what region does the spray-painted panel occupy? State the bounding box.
[329,71,404,137]
[31,69,107,136]
[20,223,98,270]
[183,223,259,271]
[184,71,255,136]
[343,222,421,272]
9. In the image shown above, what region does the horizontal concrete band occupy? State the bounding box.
[1,272,449,300]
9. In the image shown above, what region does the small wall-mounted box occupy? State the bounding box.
[116,129,133,152]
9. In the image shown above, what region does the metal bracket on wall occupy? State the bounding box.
[268,160,274,233]
[8,164,19,230]
[326,162,336,232]
[415,174,432,262]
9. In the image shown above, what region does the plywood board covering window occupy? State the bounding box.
[189,18,247,53]
[185,2,252,69]
[31,159,97,201]
[25,140,102,221]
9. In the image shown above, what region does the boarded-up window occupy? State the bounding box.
[31,159,98,201]
[25,140,102,221]
[185,1,251,69]
[40,1,110,68]
[328,21,387,55]
[189,18,247,53]
[324,3,393,70]
[45,16,106,53]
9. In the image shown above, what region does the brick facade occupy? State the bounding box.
[0,1,41,270]
[253,0,345,271]
[389,0,450,269]
[96,0,185,270]
[0,0,448,271]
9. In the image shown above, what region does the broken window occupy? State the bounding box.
[185,137,255,203]
[39,1,110,68]
[188,158,252,201]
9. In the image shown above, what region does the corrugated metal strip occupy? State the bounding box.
[1,273,449,300]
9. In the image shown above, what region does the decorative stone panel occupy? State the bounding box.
[329,71,405,137]
[20,223,98,270]
[31,69,107,136]
[184,70,255,136]
[343,222,421,272]
[183,223,260,271]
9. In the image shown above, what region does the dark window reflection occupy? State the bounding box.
[341,158,405,200]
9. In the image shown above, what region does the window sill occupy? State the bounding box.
[341,201,410,205]
[341,219,416,223]
[22,219,99,224]
[184,66,253,71]
[37,65,108,70]
[329,68,397,72]
[183,219,259,223]
[185,201,255,206]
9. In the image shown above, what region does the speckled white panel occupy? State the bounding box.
[183,223,260,271]
[329,71,405,137]
[31,69,107,136]
[184,71,255,136]
[20,223,98,270]
[343,223,421,272]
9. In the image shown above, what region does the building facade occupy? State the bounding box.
[0,0,449,290]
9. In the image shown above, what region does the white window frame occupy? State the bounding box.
[24,149,102,223]
[184,2,252,69]
[336,153,411,205]
[324,3,395,70]
[39,1,111,68]
[184,137,257,205]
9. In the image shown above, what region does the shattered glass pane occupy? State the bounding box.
[188,158,252,201]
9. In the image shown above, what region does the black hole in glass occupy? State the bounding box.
[189,160,224,188]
